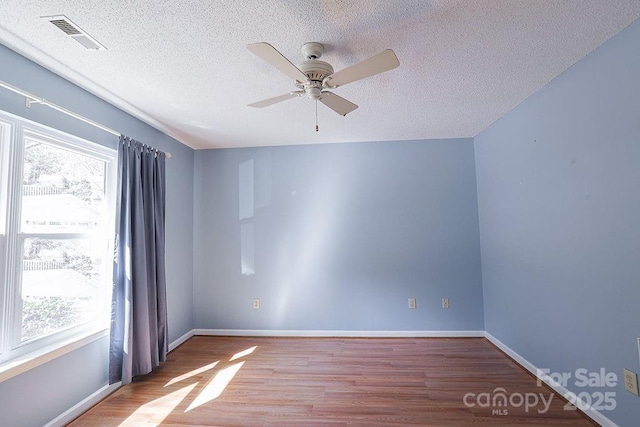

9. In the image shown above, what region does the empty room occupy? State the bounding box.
[0,1,639,426]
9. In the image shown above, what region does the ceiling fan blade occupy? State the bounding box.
[319,91,358,116]
[325,49,399,88]
[247,42,308,82]
[248,91,303,108]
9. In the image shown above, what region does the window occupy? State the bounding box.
[0,110,116,370]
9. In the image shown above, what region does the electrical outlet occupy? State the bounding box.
[623,368,639,396]
[408,298,416,309]
[637,337,640,366]
[252,298,260,309]
[442,298,449,309]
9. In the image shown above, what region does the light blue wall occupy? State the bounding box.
[475,18,640,426]
[0,43,194,426]
[0,338,109,426]
[193,139,484,331]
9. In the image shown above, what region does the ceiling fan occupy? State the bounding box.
[246,42,400,118]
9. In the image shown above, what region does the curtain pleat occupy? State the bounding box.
[109,135,168,385]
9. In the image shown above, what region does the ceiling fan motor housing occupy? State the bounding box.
[296,60,334,83]
[295,60,334,100]
[295,43,335,99]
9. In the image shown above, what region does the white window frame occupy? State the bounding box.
[0,110,116,381]
[0,118,10,363]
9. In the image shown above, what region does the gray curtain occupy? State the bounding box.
[109,135,168,385]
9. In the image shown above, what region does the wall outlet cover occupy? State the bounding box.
[623,368,639,396]
[408,298,416,309]
[442,298,449,309]
[252,298,260,309]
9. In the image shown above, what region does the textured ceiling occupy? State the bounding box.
[0,1,639,149]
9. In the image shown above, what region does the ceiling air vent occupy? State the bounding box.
[41,15,106,50]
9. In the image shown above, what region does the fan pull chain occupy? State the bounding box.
[315,100,319,132]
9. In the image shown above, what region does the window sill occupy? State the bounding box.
[0,328,108,384]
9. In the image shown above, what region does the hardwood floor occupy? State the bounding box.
[70,336,596,426]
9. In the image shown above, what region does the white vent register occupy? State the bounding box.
[41,15,106,50]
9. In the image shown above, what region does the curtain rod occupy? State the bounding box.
[0,79,171,159]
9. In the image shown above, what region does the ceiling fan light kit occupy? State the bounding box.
[247,41,399,127]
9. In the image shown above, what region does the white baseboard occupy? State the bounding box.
[194,329,485,338]
[168,329,195,352]
[484,331,617,427]
[45,381,121,427]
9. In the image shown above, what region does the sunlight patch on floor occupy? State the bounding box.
[185,361,245,412]
[164,361,220,387]
[230,345,257,361]
[119,383,197,426]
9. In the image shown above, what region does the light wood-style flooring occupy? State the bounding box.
[70,336,596,426]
